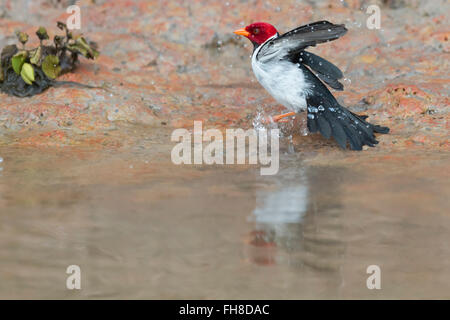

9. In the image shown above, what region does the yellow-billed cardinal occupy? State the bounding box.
[234,21,389,150]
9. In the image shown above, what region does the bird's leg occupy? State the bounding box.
[272,112,296,123]
[261,112,296,124]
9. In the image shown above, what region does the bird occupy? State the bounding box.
[234,21,389,150]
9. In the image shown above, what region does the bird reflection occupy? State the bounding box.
[246,166,346,273]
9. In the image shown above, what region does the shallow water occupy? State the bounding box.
[0,130,449,299]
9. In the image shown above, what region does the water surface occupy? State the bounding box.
[0,132,449,299]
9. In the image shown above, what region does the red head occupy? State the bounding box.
[234,22,278,45]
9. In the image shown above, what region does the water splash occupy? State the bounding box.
[252,106,278,132]
[253,107,309,139]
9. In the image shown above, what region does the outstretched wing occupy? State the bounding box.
[257,21,347,62]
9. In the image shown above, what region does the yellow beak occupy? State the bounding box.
[234,28,251,37]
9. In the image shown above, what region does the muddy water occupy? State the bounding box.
[0,130,449,299]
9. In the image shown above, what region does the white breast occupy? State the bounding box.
[251,36,309,113]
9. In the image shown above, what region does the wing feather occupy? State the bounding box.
[257,21,347,62]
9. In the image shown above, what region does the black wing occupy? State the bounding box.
[297,51,344,91]
[257,21,347,62]
[300,65,389,150]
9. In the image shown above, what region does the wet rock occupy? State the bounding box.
[381,0,407,9]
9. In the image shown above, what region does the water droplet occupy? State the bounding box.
[308,114,315,119]
[252,107,278,131]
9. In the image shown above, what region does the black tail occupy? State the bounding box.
[306,100,389,151]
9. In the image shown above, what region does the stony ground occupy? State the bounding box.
[0,0,448,153]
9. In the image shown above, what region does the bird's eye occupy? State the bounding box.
[253,28,260,35]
